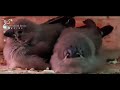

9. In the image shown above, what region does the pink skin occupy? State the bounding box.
[50,28,106,74]
[50,53,105,74]
[3,17,76,70]
[3,38,50,70]
[50,19,113,74]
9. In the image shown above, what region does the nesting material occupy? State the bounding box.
[0,53,120,74]
[0,65,55,74]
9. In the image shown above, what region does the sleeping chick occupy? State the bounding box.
[50,19,113,74]
[3,16,75,70]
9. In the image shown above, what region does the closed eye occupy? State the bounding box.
[18,30,23,34]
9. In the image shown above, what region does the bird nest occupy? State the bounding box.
[0,51,120,74]
[0,52,55,74]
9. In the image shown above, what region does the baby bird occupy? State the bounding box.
[50,19,113,74]
[3,16,75,70]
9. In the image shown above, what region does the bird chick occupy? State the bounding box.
[3,16,75,70]
[50,19,113,74]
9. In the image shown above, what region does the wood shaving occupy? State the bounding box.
[0,53,120,74]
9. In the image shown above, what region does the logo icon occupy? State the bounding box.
[2,19,13,30]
